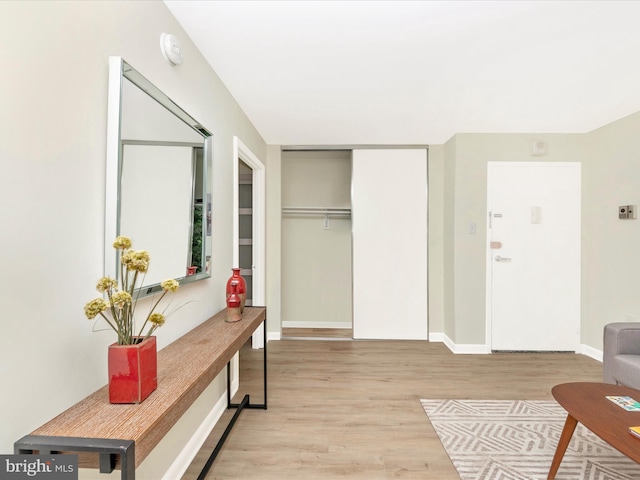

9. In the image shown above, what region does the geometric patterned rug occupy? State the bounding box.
[421,399,640,480]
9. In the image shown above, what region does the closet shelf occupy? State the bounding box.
[282,207,351,218]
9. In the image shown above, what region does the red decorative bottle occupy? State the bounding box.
[225,283,242,323]
[226,268,246,313]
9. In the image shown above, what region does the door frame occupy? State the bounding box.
[233,136,266,348]
[485,161,581,351]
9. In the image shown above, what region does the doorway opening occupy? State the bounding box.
[233,137,265,348]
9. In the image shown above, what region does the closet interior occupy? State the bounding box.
[280,149,353,340]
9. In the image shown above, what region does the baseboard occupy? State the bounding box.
[579,343,603,362]
[429,331,491,354]
[275,328,598,358]
[268,331,281,341]
[432,332,604,359]
[281,321,352,329]
[427,332,445,343]
[162,382,239,479]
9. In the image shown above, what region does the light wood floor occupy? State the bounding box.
[182,339,602,479]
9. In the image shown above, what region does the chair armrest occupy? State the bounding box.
[604,323,640,355]
[603,322,640,384]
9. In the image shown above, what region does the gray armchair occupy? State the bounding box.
[603,322,640,390]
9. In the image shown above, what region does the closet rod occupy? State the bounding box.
[282,207,351,217]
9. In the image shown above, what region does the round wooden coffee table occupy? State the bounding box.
[549,382,640,479]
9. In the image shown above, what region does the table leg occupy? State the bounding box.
[547,414,578,480]
[197,316,268,480]
[14,436,135,480]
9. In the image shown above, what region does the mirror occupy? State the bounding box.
[105,57,212,296]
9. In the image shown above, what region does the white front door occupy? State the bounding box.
[487,162,581,351]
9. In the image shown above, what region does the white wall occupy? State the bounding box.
[0,1,266,477]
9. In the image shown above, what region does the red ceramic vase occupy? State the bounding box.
[226,268,247,312]
[225,283,242,323]
[108,336,157,404]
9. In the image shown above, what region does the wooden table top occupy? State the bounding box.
[552,382,640,463]
[30,307,266,466]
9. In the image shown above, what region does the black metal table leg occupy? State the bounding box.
[197,316,268,479]
[14,435,135,480]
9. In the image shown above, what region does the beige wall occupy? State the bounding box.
[0,1,266,475]
[583,110,640,349]
[443,137,458,340]
[281,150,352,208]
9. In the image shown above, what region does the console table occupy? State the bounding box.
[14,306,267,480]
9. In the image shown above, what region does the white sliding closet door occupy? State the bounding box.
[352,149,428,340]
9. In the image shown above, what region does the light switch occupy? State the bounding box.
[530,206,542,224]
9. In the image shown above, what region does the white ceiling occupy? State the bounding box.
[165,0,640,146]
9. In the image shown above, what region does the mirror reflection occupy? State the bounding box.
[105,57,212,296]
